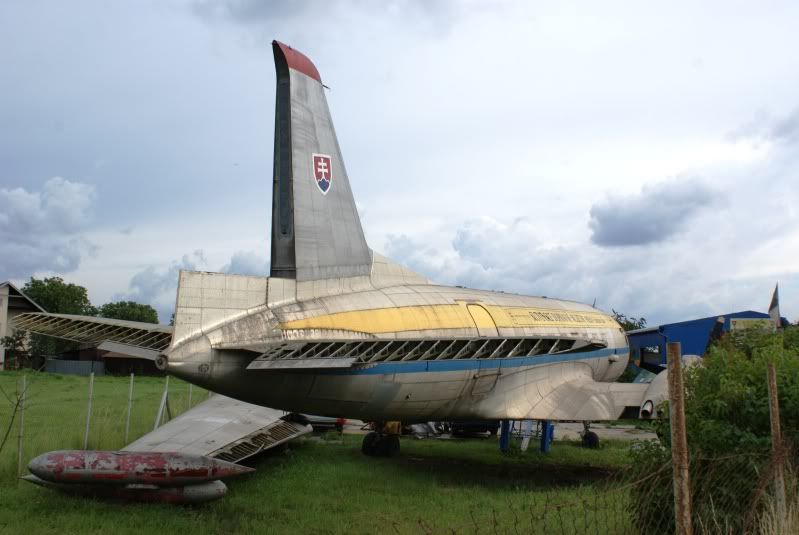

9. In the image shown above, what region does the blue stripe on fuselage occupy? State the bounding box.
[320,347,628,376]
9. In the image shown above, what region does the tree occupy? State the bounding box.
[0,330,31,370]
[98,301,159,324]
[22,277,96,316]
[21,277,96,357]
[611,309,647,331]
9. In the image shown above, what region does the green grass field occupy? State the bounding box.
[0,372,640,534]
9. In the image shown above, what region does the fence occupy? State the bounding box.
[0,338,795,534]
[0,371,206,482]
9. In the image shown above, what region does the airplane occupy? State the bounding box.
[14,41,665,499]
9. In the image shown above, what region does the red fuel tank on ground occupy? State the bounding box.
[28,450,253,485]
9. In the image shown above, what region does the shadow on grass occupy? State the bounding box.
[243,436,621,492]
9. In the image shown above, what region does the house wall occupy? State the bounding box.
[0,285,8,369]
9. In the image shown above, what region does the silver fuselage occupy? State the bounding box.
[164,273,629,422]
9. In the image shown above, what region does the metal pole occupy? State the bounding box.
[499,420,511,452]
[83,372,95,450]
[767,362,786,530]
[17,375,26,478]
[188,383,193,409]
[667,342,692,535]
[124,373,134,444]
[153,375,170,431]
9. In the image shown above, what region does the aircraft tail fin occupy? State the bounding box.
[270,41,372,282]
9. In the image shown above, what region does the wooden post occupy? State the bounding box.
[16,375,26,478]
[667,342,693,535]
[124,373,134,444]
[83,372,94,449]
[767,362,787,530]
[188,383,193,410]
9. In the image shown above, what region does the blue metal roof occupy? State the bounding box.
[627,310,771,366]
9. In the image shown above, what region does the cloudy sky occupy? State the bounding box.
[2,0,797,325]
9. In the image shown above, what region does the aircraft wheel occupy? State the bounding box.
[582,430,600,449]
[362,431,380,456]
[377,435,400,457]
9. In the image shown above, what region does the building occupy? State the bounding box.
[0,281,45,370]
[626,310,778,370]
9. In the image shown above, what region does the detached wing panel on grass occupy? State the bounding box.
[124,394,312,463]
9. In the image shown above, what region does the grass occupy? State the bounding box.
[0,372,640,534]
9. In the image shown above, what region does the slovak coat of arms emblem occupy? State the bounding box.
[312,154,332,195]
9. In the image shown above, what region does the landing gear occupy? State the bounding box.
[581,421,600,449]
[361,431,380,455]
[361,424,401,457]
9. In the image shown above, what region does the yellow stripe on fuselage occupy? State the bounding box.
[279,304,618,334]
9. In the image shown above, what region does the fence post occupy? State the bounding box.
[124,373,134,444]
[767,362,786,530]
[83,372,95,449]
[16,375,26,478]
[153,375,170,431]
[667,342,692,535]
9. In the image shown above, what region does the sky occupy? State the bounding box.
[1,0,798,325]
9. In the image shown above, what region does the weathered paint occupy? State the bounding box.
[278,304,619,334]
[28,450,253,486]
[273,40,321,83]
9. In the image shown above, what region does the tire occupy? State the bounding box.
[582,430,600,449]
[362,431,380,456]
[377,435,400,457]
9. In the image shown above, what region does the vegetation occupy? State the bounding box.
[611,309,647,331]
[0,330,31,370]
[98,301,159,324]
[0,372,641,534]
[22,277,97,316]
[630,326,799,533]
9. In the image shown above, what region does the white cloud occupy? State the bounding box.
[0,177,97,278]
[116,250,207,323]
[2,1,798,323]
[383,114,799,324]
[588,178,719,247]
[221,250,269,276]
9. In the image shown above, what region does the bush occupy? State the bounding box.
[629,327,799,533]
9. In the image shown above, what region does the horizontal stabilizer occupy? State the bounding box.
[13,312,172,352]
[96,341,160,361]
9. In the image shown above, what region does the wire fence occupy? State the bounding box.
[0,341,796,534]
[382,448,792,535]
[0,371,206,482]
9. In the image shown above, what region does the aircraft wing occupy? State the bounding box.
[13,312,173,358]
[124,394,312,463]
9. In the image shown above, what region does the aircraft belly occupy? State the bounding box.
[232,353,627,422]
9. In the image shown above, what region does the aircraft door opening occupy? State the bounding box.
[467,304,499,337]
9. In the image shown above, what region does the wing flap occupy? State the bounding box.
[246,357,356,370]
[124,394,311,463]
